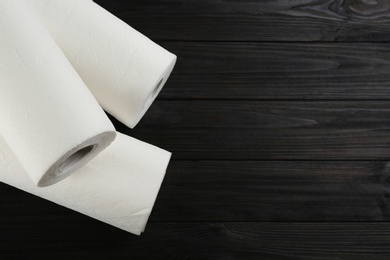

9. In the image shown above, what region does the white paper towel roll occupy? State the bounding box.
[0,0,116,187]
[0,132,170,235]
[28,0,177,128]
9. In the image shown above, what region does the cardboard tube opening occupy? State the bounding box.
[58,145,94,173]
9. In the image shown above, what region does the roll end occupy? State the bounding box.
[37,131,116,187]
[128,54,177,129]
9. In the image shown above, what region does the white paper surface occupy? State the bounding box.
[28,0,177,128]
[0,132,170,235]
[0,0,116,187]
[0,0,175,235]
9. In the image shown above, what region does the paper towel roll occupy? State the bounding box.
[0,0,116,187]
[28,0,177,128]
[0,132,170,235]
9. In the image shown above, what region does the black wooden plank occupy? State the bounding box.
[152,160,390,221]
[138,100,390,129]
[156,42,390,100]
[128,126,390,160]
[95,0,390,42]
[3,161,389,222]
[3,220,390,259]
[112,101,390,160]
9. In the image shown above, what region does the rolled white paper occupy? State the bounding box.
[0,132,170,235]
[0,0,116,187]
[29,0,177,128]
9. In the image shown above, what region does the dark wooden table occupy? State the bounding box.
[3,0,390,259]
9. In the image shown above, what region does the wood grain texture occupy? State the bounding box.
[3,220,390,259]
[138,100,390,128]
[127,127,390,160]
[157,42,390,100]
[95,0,390,42]
[153,160,390,221]
[113,101,390,160]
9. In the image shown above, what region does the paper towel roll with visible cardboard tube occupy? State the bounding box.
[0,0,116,187]
[0,132,171,235]
[28,0,177,128]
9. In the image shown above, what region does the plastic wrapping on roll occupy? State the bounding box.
[0,0,116,187]
[29,0,177,128]
[0,132,171,235]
